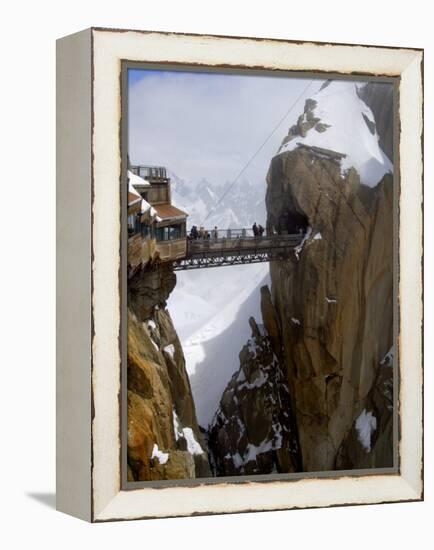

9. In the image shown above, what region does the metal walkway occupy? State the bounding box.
[171,232,303,271]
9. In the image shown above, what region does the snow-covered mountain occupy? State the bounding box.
[169,170,266,230]
[278,80,393,187]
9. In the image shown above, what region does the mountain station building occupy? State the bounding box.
[128,165,188,271]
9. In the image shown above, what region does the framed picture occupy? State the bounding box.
[56,28,423,522]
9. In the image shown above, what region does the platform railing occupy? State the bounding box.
[188,227,299,240]
[186,231,303,257]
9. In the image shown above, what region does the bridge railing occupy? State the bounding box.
[186,232,302,256]
[188,227,304,240]
[130,165,167,179]
[188,227,273,240]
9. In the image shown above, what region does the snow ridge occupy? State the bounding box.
[279,81,393,188]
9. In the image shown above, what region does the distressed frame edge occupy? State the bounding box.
[91,25,424,54]
[89,29,423,522]
[396,52,424,500]
[56,27,93,522]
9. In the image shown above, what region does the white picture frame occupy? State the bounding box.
[56,27,423,522]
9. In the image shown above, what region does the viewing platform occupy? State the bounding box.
[127,164,304,274]
[171,229,303,270]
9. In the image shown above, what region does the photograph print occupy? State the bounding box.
[125,67,395,483]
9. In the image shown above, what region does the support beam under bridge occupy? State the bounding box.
[171,233,303,271]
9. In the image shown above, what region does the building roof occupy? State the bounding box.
[128,170,150,188]
[153,203,188,221]
[128,192,141,206]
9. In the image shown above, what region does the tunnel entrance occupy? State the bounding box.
[276,208,309,235]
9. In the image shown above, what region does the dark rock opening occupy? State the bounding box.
[276,208,309,235]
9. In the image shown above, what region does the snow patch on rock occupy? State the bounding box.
[164,344,176,359]
[151,443,169,465]
[237,370,267,391]
[172,410,204,455]
[294,226,312,260]
[355,409,377,452]
[183,427,204,455]
[279,81,393,188]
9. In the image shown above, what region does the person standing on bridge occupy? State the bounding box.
[212,226,218,239]
[258,224,265,236]
[252,222,259,237]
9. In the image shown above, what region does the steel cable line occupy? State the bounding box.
[200,79,315,226]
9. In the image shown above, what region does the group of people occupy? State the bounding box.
[188,223,267,240]
[252,222,265,237]
[189,225,219,240]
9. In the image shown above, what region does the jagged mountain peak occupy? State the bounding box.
[278,80,393,188]
[169,169,267,229]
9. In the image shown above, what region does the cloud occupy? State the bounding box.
[128,69,322,187]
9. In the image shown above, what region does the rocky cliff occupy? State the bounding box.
[358,82,394,162]
[127,265,211,480]
[207,81,394,474]
[208,305,300,476]
[263,81,394,471]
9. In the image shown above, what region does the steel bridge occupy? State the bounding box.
[171,230,303,271]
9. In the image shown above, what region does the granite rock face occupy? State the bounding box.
[254,80,396,471]
[208,313,300,476]
[358,82,394,162]
[335,351,394,469]
[127,265,211,481]
[128,264,176,321]
[265,142,393,471]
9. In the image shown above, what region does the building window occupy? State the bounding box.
[127,215,136,236]
[155,224,184,241]
[141,224,152,238]
[139,166,150,178]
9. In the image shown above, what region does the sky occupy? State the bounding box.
[128,69,323,188]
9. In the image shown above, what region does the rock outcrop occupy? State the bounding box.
[280,97,330,148]
[127,265,211,480]
[358,82,394,162]
[208,310,300,476]
[263,81,394,471]
[336,349,394,469]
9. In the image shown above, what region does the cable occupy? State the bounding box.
[200,79,315,225]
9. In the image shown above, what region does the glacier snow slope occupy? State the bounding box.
[168,263,270,427]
